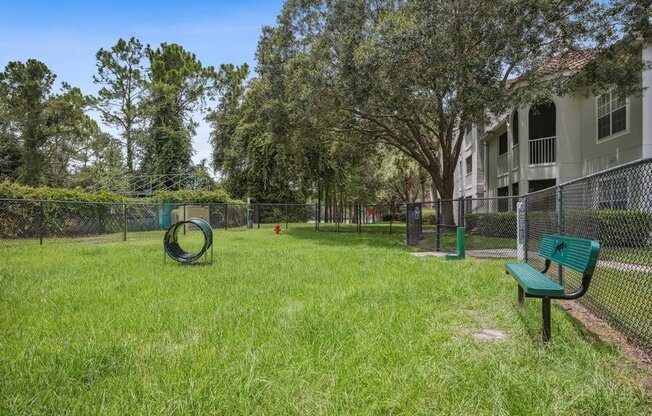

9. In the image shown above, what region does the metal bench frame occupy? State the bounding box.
[507,235,601,343]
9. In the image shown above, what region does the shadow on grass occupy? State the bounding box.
[283,226,408,250]
[557,305,621,355]
[513,299,618,353]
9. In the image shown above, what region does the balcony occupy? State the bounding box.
[497,153,508,176]
[529,136,556,165]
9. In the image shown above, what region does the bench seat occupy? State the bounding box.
[505,263,565,297]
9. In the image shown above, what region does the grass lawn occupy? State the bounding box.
[0,227,650,415]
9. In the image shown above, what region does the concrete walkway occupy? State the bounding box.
[465,248,652,273]
[413,248,652,273]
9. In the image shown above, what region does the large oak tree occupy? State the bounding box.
[275,0,632,223]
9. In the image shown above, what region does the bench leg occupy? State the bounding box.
[542,297,551,343]
[517,286,524,306]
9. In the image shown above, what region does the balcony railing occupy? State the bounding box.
[529,136,556,165]
[497,153,508,176]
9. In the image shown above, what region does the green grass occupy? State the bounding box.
[0,228,650,415]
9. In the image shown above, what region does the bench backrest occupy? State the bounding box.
[538,235,601,275]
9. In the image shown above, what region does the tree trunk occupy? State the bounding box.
[429,171,456,228]
[126,124,133,172]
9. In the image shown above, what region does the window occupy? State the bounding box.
[497,186,509,212]
[465,120,473,134]
[597,90,627,140]
[528,179,556,193]
[498,132,508,155]
[512,110,519,146]
[466,156,472,175]
[598,177,628,209]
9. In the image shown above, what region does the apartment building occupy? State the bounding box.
[454,43,652,202]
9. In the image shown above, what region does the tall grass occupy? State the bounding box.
[0,228,649,414]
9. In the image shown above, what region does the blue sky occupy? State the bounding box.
[0,0,285,165]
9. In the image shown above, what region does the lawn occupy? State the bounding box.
[0,227,650,415]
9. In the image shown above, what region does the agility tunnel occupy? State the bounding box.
[164,218,213,264]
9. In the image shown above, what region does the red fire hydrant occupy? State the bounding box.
[273,223,282,234]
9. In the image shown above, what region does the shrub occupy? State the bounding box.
[0,181,124,202]
[422,208,437,225]
[464,209,652,249]
[0,182,241,238]
[565,209,652,248]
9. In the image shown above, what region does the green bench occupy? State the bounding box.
[506,235,601,343]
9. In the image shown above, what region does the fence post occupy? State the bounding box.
[315,203,319,231]
[285,202,289,230]
[389,205,393,235]
[224,204,228,230]
[336,204,340,233]
[459,197,465,228]
[39,200,45,245]
[123,203,127,242]
[257,203,261,229]
[358,203,362,234]
[523,195,529,263]
[556,185,564,284]
[406,203,411,244]
[436,199,441,252]
[183,203,187,235]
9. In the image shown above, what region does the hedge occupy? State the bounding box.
[0,181,239,204]
[564,209,652,248]
[464,209,652,248]
[0,182,241,239]
[0,181,125,202]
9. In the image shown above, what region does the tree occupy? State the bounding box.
[377,151,431,205]
[41,85,94,187]
[208,63,249,179]
[0,88,21,181]
[209,75,303,202]
[91,37,146,172]
[0,59,56,185]
[277,0,617,223]
[141,43,216,187]
[72,123,125,191]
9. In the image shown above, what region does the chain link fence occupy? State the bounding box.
[524,159,652,353]
[0,199,410,248]
[315,203,406,235]
[414,197,519,257]
[0,200,322,246]
[1,159,650,351]
[415,159,651,352]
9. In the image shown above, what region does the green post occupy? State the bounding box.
[457,226,465,258]
[445,227,466,260]
[39,201,45,245]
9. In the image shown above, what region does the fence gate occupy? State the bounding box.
[406,203,422,246]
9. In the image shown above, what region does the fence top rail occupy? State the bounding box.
[523,157,651,198]
[426,196,522,203]
[558,157,651,188]
[0,198,237,206]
